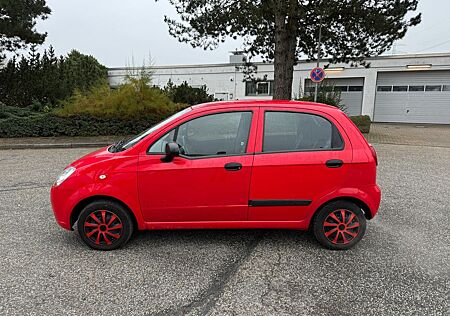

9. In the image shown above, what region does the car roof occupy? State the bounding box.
[192,100,341,112]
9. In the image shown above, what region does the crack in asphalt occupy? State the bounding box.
[259,246,282,312]
[151,232,265,316]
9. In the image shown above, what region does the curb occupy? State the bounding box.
[0,142,111,150]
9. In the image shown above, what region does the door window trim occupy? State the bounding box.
[146,110,254,159]
[258,110,345,155]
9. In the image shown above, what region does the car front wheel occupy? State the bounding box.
[313,201,367,250]
[77,200,134,250]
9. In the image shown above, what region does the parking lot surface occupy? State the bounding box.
[0,144,449,315]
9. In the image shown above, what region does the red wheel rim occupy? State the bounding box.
[323,209,360,245]
[84,210,123,245]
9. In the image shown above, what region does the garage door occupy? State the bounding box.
[305,78,364,116]
[374,71,450,124]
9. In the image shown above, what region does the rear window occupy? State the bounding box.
[263,111,344,152]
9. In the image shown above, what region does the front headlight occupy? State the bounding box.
[55,167,76,186]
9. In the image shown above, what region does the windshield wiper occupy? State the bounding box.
[110,138,128,153]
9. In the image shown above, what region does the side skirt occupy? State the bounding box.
[144,220,308,230]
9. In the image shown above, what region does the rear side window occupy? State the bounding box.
[263,111,343,152]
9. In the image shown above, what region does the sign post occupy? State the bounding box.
[314,15,323,102]
[310,67,326,83]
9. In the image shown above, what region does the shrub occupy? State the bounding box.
[57,77,186,119]
[0,113,172,137]
[0,103,41,119]
[298,81,347,113]
[350,115,372,133]
[164,80,214,105]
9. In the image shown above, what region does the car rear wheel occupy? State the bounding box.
[77,200,134,250]
[313,201,366,250]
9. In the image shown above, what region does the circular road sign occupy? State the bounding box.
[310,67,326,83]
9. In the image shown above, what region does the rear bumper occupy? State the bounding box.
[364,184,381,219]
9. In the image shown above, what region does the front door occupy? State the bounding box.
[138,109,257,222]
[249,108,352,222]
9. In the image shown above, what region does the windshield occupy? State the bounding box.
[120,107,192,150]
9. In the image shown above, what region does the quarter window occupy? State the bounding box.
[148,129,176,153]
[263,112,343,152]
[148,112,253,157]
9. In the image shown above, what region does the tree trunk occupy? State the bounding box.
[273,10,297,100]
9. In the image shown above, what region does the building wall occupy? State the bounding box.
[108,53,450,121]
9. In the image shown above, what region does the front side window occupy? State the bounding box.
[149,111,253,157]
[263,111,343,152]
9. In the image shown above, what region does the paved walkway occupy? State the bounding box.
[366,123,450,148]
[0,123,449,149]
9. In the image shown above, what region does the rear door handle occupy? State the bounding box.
[326,159,344,168]
[224,162,242,171]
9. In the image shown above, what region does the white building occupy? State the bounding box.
[108,52,450,124]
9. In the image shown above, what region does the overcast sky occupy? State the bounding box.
[35,0,450,67]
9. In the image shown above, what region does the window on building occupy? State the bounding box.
[263,111,343,152]
[257,82,269,95]
[425,85,442,92]
[245,81,274,96]
[334,86,348,92]
[443,85,450,92]
[245,81,257,96]
[377,86,392,92]
[409,85,425,92]
[348,86,363,92]
[393,86,408,92]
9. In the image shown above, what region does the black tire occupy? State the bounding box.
[313,201,366,250]
[77,200,134,250]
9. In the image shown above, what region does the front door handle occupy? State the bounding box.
[224,162,242,171]
[326,159,344,168]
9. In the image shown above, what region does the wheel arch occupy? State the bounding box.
[70,195,138,231]
[309,196,373,230]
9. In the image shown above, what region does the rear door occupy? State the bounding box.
[249,107,352,222]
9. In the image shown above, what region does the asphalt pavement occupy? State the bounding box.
[0,144,448,315]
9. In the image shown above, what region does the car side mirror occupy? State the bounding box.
[161,142,180,162]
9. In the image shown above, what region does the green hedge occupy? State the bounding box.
[350,115,371,133]
[0,113,168,137]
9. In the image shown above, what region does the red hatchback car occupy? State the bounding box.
[51,100,381,250]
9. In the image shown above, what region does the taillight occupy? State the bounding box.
[369,144,378,166]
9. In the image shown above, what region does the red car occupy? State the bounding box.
[51,100,381,251]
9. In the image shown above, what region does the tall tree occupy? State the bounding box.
[162,0,421,100]
[0,0,51,61]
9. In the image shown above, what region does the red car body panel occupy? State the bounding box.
[50,100,381,232]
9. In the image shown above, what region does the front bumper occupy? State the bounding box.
[50,184,75,230]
